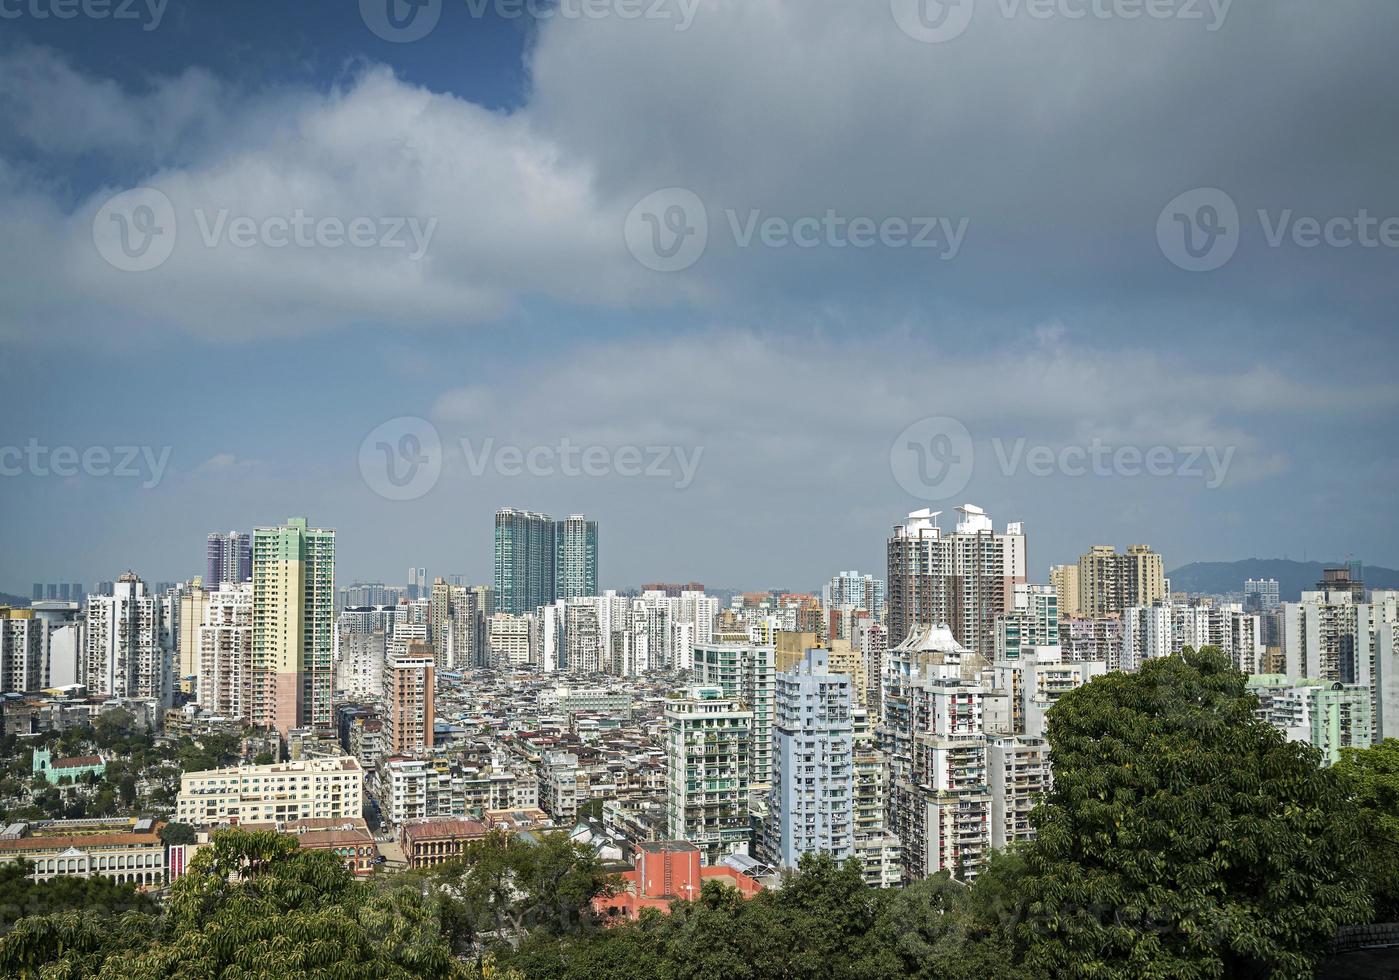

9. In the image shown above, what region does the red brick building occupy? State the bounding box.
[593,841,763,921]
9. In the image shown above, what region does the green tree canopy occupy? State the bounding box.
[1015,646,1372,979]
[1335,738,1399,920]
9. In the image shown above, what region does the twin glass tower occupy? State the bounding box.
[493,509,598,614]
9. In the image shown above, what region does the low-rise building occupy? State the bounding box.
[237,817,379,876]
[176,756,363,826]
[400,817,490,868]
[31,747,106,785]
[0,817,165,886]
[593,841,763,921]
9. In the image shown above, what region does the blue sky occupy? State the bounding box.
[1,0,1396,594]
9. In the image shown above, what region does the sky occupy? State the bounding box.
[1,0,1396,595]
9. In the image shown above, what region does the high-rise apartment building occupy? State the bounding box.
[691,642,776,789]
[338,583,407,610]
[488,613,533,670]
[494,509,557,614]
[772,649,855,868]
[1248,675,1373,766]
[1122,604,1172,673]
[177,584,210,693]
[994,584,1059,661]
[823,571,886,622]
[385,642,434,755]
[987,735,1050,849]
[992,645,1108,739]
[494,509,600,613]
[336,630,386,700]
[251,518,336,735]
[1077,544,1166,617]
[1284,589,1360,684]
[197,582,253,720]
[0,607,46,693]
[665,687,753,862]
[84,572,172,705]
[886,506,1026,656]
[429,578,487,671]
[205,532,252,588]
[1059,614,1124,670]
[1244,578,1281,613]
[28,601,82,688]
[555,515,599,601]
[1049,564,1081,618]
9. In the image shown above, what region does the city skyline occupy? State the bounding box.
[5,507,1391,601]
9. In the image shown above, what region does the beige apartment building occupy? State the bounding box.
[176,756,363,827]
[1077,544,1166,617]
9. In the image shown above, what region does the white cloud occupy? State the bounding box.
[3,0,1397,341]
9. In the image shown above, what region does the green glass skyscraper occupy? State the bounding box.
[555,514,599,601]
[494,509,556,615]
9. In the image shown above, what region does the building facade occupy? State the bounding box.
[84,572,171,706]
[494,508,556,615]
[206,531,252,589]
[176,756,363,826]
[665,687,753,862]
[886,506,1026,656]
[251,518,336,735]
[772,649,855,868]
[385,643,435,755]
[555,514,599,601]
[1077,544,1166,617]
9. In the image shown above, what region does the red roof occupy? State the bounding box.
[52,755,103,769]
[401,818,488,844]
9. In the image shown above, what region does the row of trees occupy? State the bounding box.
[0,647,1394,977]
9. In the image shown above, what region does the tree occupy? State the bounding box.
[0,860,155,934]
[1335,738,1399,920]
[872,852,1032,980]
[158,822,196,846]
[431,830,615,952]
[96,829,468,978]
[0,830,473,977]
[1015,646,1371,979]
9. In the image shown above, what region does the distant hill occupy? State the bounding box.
[0,593,29,608]
[1167,559,1399,601]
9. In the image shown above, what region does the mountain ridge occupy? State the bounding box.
[1167,559,1399,601]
